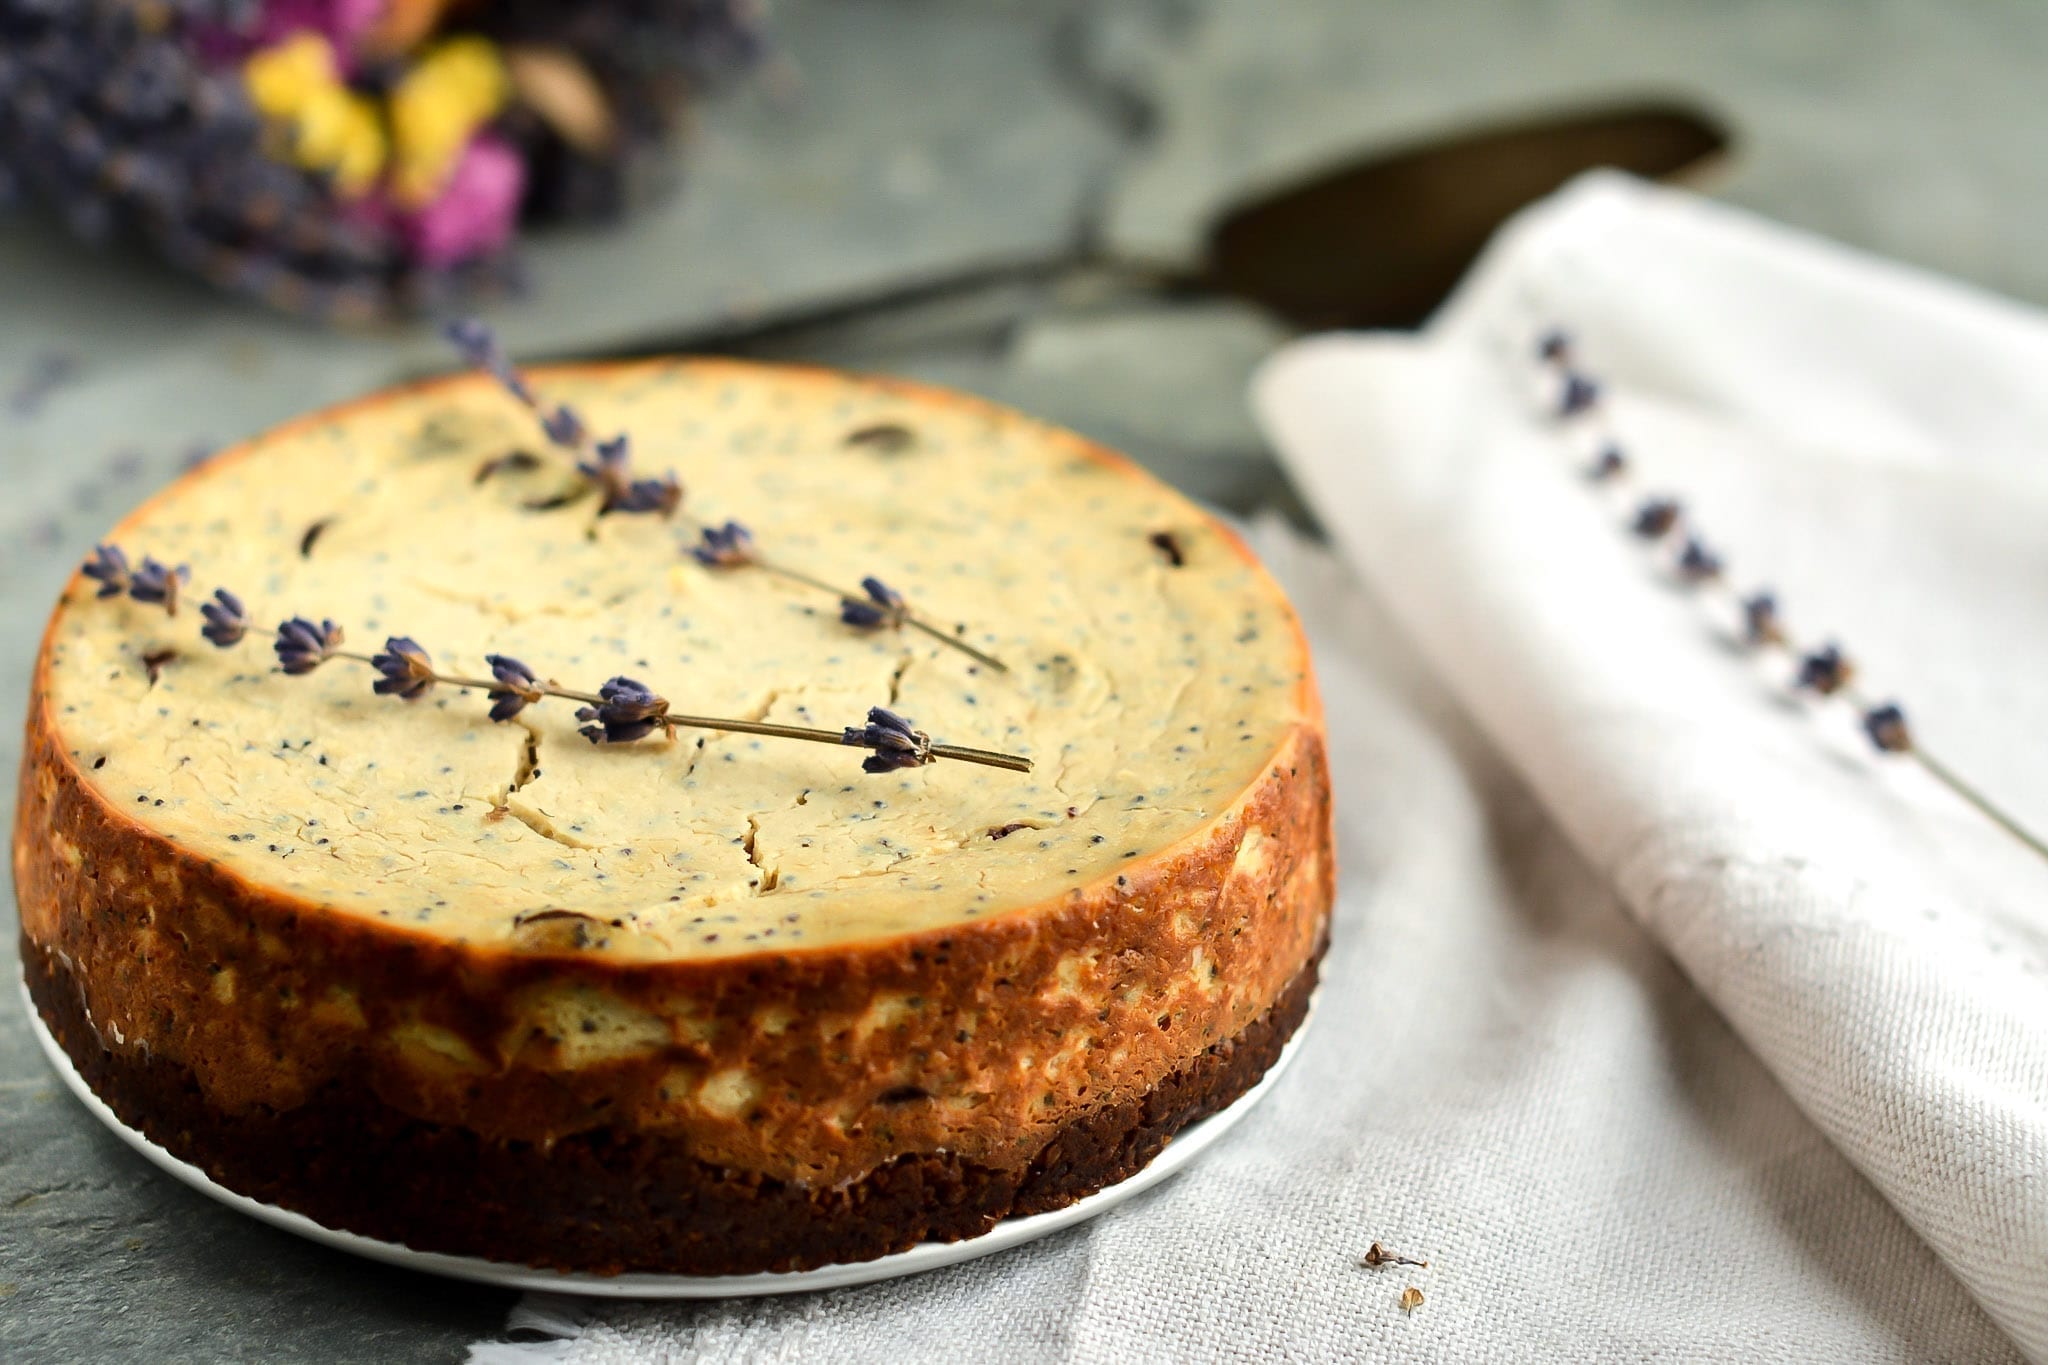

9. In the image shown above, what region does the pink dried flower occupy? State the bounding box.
[403,133,525,269]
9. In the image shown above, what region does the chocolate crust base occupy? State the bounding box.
[24,936,1321,1277]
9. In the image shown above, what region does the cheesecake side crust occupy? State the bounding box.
[12,360,1336,1221]
[15,610,1333,1190]
[16,695,1327,1186]
[24,931,1321,1276]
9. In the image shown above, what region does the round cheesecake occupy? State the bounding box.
[14,358,1333,1275]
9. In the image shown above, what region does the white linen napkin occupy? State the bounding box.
[1255,170,2048,1359]
[466,174,2042,1363]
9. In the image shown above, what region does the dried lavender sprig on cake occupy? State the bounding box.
[268,617,1031,774]
[444,321,680,517]
[445,321,1010,672]
[1535,329,2047,863]
[80,544,1031,776]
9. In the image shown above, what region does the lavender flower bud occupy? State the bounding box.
[1632,498,1682,540]
[841,576,908,630]
[370,637,437,701]
[572,434,678,516]
[691,520,757,568]
[126,556,190,613]
[843,706,932,773]
[444,318,531,403]
[578,434,630,486]
[485,654,544,721]
[1557,371,1600,418]
[275,617,344,674]
[540,404,585,449]
[575,675,669,744]
[1795,643,1853,696]
[443,318,496,369]
[1741,591,1784,646]
[614,473,683,518]
[1862,702,1912,753]
[199,588,249,648]
[1587,444,1627,481]
[1536,329,1572,364]
[1676,537,1723,583]
[82,544,131,599]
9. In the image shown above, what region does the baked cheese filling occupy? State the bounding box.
[41,361,1312,962]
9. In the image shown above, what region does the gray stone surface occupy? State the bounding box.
[0,1035,512,1363]
[1104,0,2048,307]
[6,0,2048,1358]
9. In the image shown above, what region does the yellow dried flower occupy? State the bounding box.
[243,31,334,119]
[242,33,386,197]
[389,38,510,207]
[294,87,386,196]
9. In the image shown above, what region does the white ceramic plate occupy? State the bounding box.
[22,978,1313,1298]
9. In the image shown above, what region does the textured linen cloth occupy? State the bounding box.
[470,174,2045,1363]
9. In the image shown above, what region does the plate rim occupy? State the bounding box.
[20,975,1314,1298]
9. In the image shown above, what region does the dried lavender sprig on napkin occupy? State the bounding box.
[445,321,1010,672]
[1537,329,2046,863]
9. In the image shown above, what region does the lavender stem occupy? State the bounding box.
[1907,748,2048,862]
[755,559,1011,673]
[327,652,1031,772]
[906,616,1008,672]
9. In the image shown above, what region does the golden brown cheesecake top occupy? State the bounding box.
[39,360,1314,962]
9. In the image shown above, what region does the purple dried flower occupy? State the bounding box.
[1587,444,1627,481]
[1537,329,1572,364]
[82,544,131,599]
[691,520,757,568]
[614,474,684,517]
[576,676,670,744]
[1557,371,1600,418]
[1862,702,1912,753]
[485,653,544,722]
[443,319,532,404]
[443,318,497,368]
[540,404,585,448]
[578,434,629,485]
[1796,643,1853,696]
[370,637,437,701]
[843,706,932,773]
[576,434,682,518]
[841,576,908,630]
[1676,537,1723,583]
[275,617,344,674]
[126,556,190,613]
[199,588,249,648]
[1741,591,1784,646]
[1632,498,1682,540]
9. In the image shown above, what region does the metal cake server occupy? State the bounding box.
[641,97,1730,350]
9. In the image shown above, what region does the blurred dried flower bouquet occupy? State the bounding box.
[0,0,763,321]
